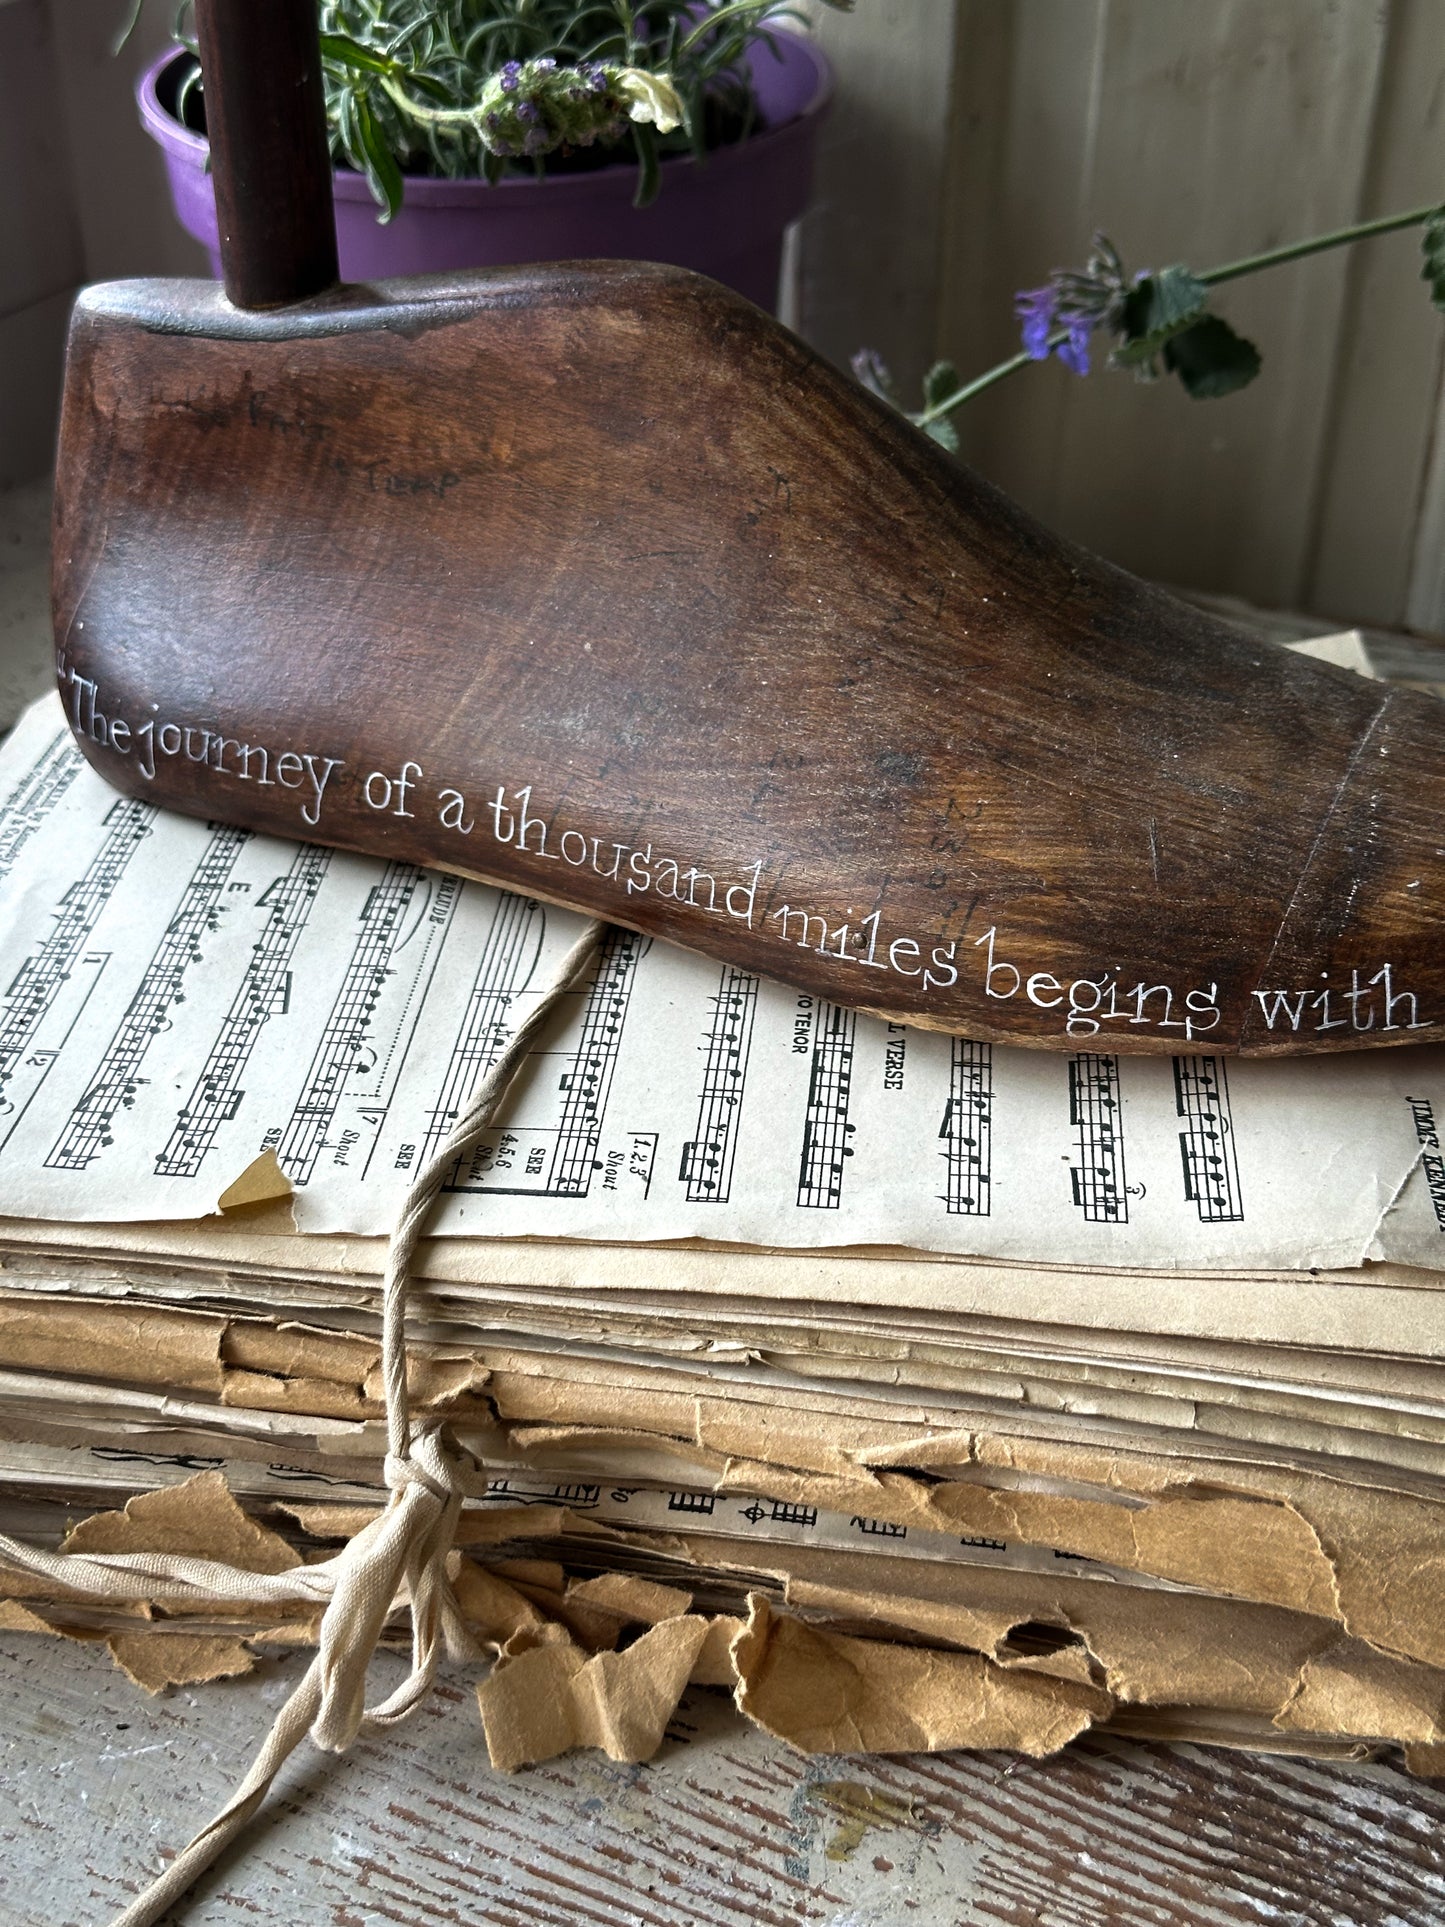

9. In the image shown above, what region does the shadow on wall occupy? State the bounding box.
[1,0,208,491]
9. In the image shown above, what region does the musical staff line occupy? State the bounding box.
[44,824,250,1170]
[939,1038,992,1215]
[357,874,463,1124]
[545,928,642,1194]
[1174,1054,1244,1222]
[155,845,332,1178]
[424,911,643,1201]
[278,863,461,1187]
[680,964,760,1204]
[0,953,110,1156]
[419,893,544,1169]
[1068,1052,1128,1223]
[0,797,154,1104]
[797,1000,857,1209]
[0,728,81,885]
[850,1515,907,1539]
[444,925,643,1197]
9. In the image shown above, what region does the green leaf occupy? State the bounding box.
[319,35,451,105]
[922,360,960,412]
[1162,314,1262,399]
[1422,211,1445,311]
[354,94,405,224]
[851,351,897,404]
[112,0,147,55]
[1113,264,1210,366]
[922,416,959,453]
[319,33,398,78]
[632,121,660,209]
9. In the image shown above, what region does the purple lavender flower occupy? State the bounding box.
[1014,237,1132,376]
[1055,318,1092,376]
[1014,286,1057,361]
[479,57,631,168]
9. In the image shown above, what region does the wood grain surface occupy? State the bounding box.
[52,263,1445,1059]
[2,1633,1444,1926]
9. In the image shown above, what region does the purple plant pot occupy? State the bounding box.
[138,37,831,313]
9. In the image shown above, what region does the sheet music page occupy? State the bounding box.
[3,694,1444,1270]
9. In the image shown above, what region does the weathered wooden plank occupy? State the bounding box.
[0,0,86,489]
[796,0,961,391]
[1304,0,1445,630]
[3,1633,1445,1925]
[940,0,1397,611]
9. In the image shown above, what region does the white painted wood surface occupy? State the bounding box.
[4,1632,1445,1927]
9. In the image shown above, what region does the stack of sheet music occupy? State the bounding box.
[2,639,1445,1772]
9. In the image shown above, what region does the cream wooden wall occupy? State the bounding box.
[934,0,1445,629]
[0,0,205,489]
[793,0,961,392]
[0,0,84,490]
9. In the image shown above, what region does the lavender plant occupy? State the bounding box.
[150,0,849,216]
[856,207,1445,451]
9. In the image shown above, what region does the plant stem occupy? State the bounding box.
[1200,203,1440,286]
[913,349,1037,424]
[914,201,1442,430]
[379,76,478,128]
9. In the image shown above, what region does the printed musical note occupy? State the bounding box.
[545,928,642,1194]
[0,726,81,886]
[1174,1053,1244,1222]
[939,1037,992,1214]
[154,845,333,1178]
[506,1479,600,1508]
[44,824,249,1170]
[420,893,544,1169]
[767,1500,817,1529]
[680,964,760,1205]
[0,797,154,1108]
[850,1515,907,1538]
[279,863,460,1185]
[666,1490,717,1515]
[797,1000,857,1209]
[1068,1051,1128,1223]
[442,925,643,1198]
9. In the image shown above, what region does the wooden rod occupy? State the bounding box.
[193,0,339,310]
